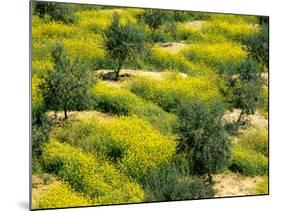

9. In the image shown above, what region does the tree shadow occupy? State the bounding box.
[99,71,132,81]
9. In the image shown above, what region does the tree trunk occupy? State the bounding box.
[207,172,213,185]
[115,68,120,81]
[237,109,244,123]
[115,60,123,81]
[64,108,68,120]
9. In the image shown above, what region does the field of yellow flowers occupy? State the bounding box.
[32,2,268,209]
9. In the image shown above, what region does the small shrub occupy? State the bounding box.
[143,157,213,201]
[43,140,145,204]
[37,182,92,209]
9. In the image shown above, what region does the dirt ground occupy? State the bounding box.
[222,109,268,129]
[213,173,262,197]
[96,69,187,81]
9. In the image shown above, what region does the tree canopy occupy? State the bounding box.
[104,14,146,80]
[40,43,92,119]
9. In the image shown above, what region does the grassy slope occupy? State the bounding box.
[32,7,267,206]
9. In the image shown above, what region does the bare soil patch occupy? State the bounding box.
[47,110,114,128]
[96,69,166,81]
[95,69,188,88]
[222,109,268,129]
[213,173,262,197]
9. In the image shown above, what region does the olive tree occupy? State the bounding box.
[226,57,263,122]
[176,99,231,184]
[104,14,145,80]
[143,9,171,36]
[40,43,92,119]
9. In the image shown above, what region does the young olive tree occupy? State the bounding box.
[143,9,171,36]
[104,14,145,80]
[40,43,92,119]
[177,99,231,184]
[142,9,174,40]
[226,57,263,123]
